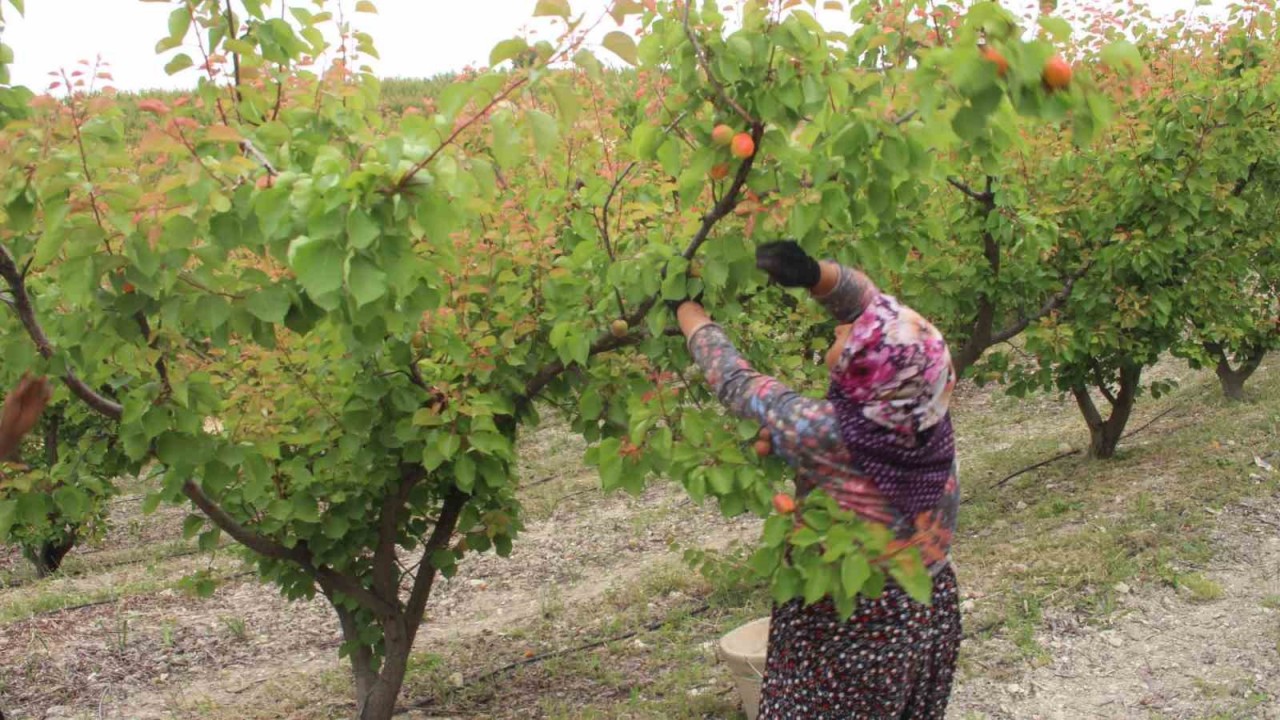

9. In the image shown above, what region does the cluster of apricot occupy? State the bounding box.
[708,123,755,180]
[981,45,1073,90]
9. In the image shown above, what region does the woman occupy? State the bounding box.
[672,240,961,719]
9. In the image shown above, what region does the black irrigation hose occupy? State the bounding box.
[401,602,713,713]
[977,405,1181,498]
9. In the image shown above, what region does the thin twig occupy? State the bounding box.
[390,77,530,193]
[682,3,754,125]
[240,138,277,176]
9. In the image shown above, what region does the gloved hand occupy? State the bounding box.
[756,240,821,289]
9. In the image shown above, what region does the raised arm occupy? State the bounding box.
[755,240,879,324]
[676,304,846,463]
[811,261,879,325]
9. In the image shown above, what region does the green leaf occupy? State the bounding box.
[597,438,623,489]
[888,551,933,605]
[168,7,191,41]
[164,53,194,76]
[0,500,16,538]
[354,0,377,12]
[840,553,871,596]
[762,513,791,547]
[246,286,291,323]
[454,454,476,492]
[791,526,821,547]
[707,466,734,494]
[533,0,570,17]
[573,49,603,80]
[601,31,638,66]
[1037,16,1073,42]
[287,235,345,302]
[771,566,802,604]
[951,104,988,141]
[1100,40,1144,74]
[198,528,221,551]
[346,256,388,307]
[181,514,204,539]
[52,486,89,519]
[528,110,559,155]
[803,566,831,604]
[346,209,379,250]
[490,38,529,67]
[323,514,350,539]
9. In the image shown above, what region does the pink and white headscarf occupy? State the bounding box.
[825,293,957,516]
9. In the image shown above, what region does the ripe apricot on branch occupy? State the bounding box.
[709,163,730,181]
[610,319,629,338]
[981,46,1009,77]
[772,492,796,514]
[754,439,772,457]
[712,124,734,146]
[730,133,755,159]
[1042,55,1072,90]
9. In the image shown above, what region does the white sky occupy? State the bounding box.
[1,0,1231,92]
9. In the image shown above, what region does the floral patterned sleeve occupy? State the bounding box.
[685,324,846,465]
[813,263,879,324]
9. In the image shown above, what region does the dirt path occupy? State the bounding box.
[949,497,1280,720]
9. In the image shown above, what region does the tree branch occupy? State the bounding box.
[1070,384,1103,430]
[0,245,124,421]
[373,465,422,602]
[182,478,399,618]
[521,123,765,402]
[404,486,469,640]
[989,259,1092,346]
[946,176,995,204]
[1088,359,1118,406]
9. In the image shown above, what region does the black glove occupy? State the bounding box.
[756,240,821,289]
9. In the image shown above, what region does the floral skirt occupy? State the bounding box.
[758,565,962,720]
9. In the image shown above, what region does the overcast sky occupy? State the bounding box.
[2,0,1229,92]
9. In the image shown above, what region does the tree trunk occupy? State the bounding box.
[1209,343,1266,401]
[333,483,469,720]
[1071,362,1142,460]
[339,608,413,720]
[25,535,76,578]
[25,411,76,577]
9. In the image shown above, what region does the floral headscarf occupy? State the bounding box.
[826,293,957,516]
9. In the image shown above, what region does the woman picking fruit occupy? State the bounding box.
[671,240,961,718]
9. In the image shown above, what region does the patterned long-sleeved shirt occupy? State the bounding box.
[686,265,959,574]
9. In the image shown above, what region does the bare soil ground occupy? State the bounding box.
[2,361,1277,720]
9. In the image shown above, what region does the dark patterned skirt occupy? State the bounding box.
[758,565,962,719]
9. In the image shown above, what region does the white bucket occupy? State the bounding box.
[716,617,770,720]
